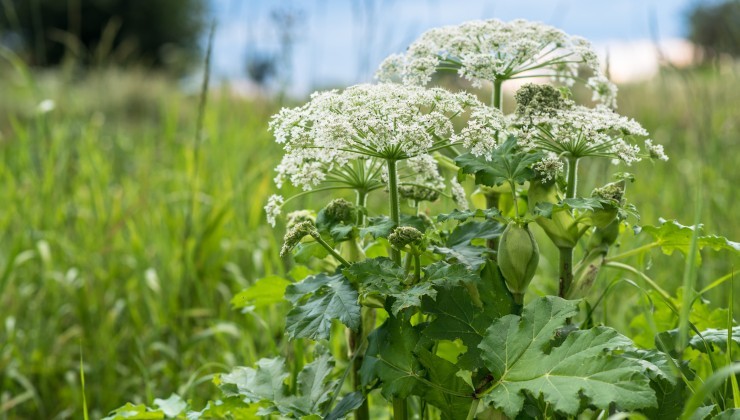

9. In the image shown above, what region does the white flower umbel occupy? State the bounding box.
[450,178,469,211]
[376,19,617,107]
[518,104,653,165]
[265,194,284,227]
[533,152,564,182]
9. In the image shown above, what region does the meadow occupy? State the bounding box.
[0,60,738,418]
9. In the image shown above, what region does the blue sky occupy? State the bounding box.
[209,0,697,94]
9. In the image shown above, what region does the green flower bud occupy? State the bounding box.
[324,198,357,223]
[587,218,620,250]
[388,226,424,251]
[588,180,626,227]
[398,185,440,202]
[286,210,316,229]
[515,83,571,118]
[280,221,317,257]
[528,178,580,248]
[498,222,540,299]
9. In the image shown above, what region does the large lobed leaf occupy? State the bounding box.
[478,297,656,417]
[455,136,543,187]
[284,272,361,340]
[638,219,740,265]
[218,352,341,418]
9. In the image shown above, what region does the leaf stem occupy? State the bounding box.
[466,399,480,420]
[414,254,421,283]
[606,242,659,261]
[310,232,351,267]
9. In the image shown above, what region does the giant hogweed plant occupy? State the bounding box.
[106,19,740,420]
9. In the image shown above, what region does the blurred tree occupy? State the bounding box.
[688,0,740,63]
[0,0,206,71]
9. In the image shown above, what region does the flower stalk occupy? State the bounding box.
[387,159,402,265]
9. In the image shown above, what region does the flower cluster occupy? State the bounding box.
[376,19,617,107]
[517,102,661,165]
[270,84,502,177]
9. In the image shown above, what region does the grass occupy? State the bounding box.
[0,62,738,419]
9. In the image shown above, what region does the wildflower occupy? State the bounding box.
[377,19,616,106]
[515,85,659,165]
[265,194,284,227]
[450,178,469,211]
[533,152,564,182]
[645,139,669,161]
[269,83,505,192]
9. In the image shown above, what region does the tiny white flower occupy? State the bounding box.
[533,152,564,181]
[645,139,669,161]
[37,99,55,114]
[265,195,284,227]
[450,178,469,211]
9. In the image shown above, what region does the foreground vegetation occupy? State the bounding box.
[0,57,738,418]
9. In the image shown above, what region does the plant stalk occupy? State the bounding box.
[485,192,500,252]
[393,397,408,420]
[492,79,503,110]
[387,159,402,265]
[559,157,579,297]
[466,399,480,420]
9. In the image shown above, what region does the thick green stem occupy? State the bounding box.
[356,190,367,226]
[414,254,421,283]
[565,157,579,199]
[350,328,369,420]
[558,157,579,297]
[509,181,520,217]
[393,397,408,420]
[387,159,402,265]
[485,192,500,252]
[492,79,503,110]
[558,246,574,298]
[466,399,480,420]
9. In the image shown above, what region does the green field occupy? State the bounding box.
[0,62,738,418]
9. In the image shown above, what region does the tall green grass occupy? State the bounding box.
[0,62,737,418]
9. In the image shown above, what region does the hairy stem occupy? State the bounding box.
[558,246,574,298]
[387,159,402,265]
[492,79,503,110]
[356,190,368,226]
[485,192,500,252]
[414,254,421,283]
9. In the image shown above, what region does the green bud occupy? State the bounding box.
[388,226,424,251]
[588,180,626,227]
[515,83,571,118]
[587,218,620,250]
[528,178,581,248]
[281,221,317,257]
[399,185,440,202]
[324,198,357,223]
[498,222,540,297]
[286,210,316,229]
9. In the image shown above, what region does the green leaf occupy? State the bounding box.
[343,258,405,295]
[359,215,428,239]
[454,136,543,187]
[218,352,338,418]
[421,261,514,369]
[437,208,502,223]
[390,282,437,315]
[478,297,655,418]
[447,220,505,247]
[103,403,164,420]
[533,197,611,218]
[416,349,474,420]
[324,392,365,420]
[639,219,740,264]
[689,328,740,353]
[423,262,480,287]
[231,275,291,309]
[153,394,187,417]
[713,409,740,419]
[432,244,490,271]
[293,241,329,264]
[361,314,424,399]
[285,273,361,340]
[185,397,257,420]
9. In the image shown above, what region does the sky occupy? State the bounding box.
[209,0,700,95]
